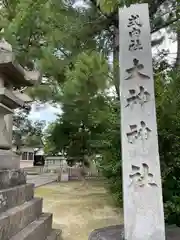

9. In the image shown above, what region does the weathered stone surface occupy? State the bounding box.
[0,183,34,213]
[46,229,62,240]
[0,38,41,152]
[166,225,180,239]
[0,88,24,109]
[60,173,69,182]
[0,169,26,189]
[10,213,53,240]
[89,225,180,240]
[119,4,165,239]
[0,39,41,87]
[0,197,42,239]
[89,225,124,240]
[0,150,20,169]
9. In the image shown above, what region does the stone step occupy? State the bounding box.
[0,183,34,213]
[0,197,42,240]
[10,213,53,240]
[46,229,62,240]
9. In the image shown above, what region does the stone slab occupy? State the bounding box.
[0,197,42,239]
[0,52,39,87]
[0,103,13,114]
[88,225,180,240]
[60,173,69,182]
[88,225,124,240]
[0,88,24,109]
[0,151,20,169]
[0,183,34,213]
[46,229,62,240]
[10,213,53,240]
[0,169,26,189]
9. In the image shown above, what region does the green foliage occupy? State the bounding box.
[97,0,119,14]
[13,110,45,152]
[44,50,111,164]
[97,99,123,206]
[155,70,180,225]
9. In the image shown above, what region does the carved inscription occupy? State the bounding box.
[127,14,142,28]
[125,86,150,109]
[129,34,143,51]
[126,124,138,144]
[124,10,158,193]
[125,59,150,80]
[126,121,151,144]
[138,121,151,141]
[129,163,157,187]
[127,14,143,51]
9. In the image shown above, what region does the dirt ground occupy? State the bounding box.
[35,180,123,240]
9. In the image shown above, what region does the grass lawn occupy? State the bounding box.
[35,180,123,240]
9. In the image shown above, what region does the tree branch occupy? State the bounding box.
[151,17,179,34]
[149,0,167,18]
[89,0,118,27]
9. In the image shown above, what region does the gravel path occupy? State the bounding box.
[26,173,57,187]
[35,181,122,240]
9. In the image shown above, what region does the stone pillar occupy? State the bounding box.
[4,114,13,147]
[4,84,14,149]
[0,83,13,152]
[119,4,165,240]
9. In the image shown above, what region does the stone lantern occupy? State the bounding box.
[0,38,40,169]
[0,39,60,239]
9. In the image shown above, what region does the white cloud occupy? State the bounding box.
[73,0,88,8]
[29,103,62,123]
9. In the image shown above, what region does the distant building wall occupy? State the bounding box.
[12,146,35,168]
[44,156,66,171]
[20,160,34,168]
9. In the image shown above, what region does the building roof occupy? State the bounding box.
[35,148,44,156]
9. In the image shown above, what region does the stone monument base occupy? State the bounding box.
[0,169,61,239]
[61,173,69,182]
[0,169,26,189]
[0,150,20,169]
[88,224,180,240]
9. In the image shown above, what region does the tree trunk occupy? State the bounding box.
[113,26,120,99]
[175,30,180,69]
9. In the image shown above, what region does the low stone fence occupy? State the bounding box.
[23,166,102,179]
[23,166,45,175]
[67,167,101,180]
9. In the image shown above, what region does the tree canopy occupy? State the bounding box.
[13,108,45,152]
